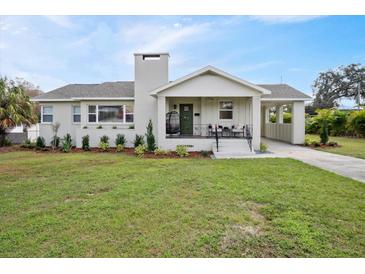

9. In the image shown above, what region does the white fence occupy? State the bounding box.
[264,123,292,143]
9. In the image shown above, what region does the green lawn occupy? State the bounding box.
[307,134,365,159]
[0,151,364,257]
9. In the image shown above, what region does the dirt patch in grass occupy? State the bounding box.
[220,202,267,252]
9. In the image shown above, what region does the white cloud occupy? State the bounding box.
[0,42,7,49]
[239,61,280,72]
[44,16,74,28]
[249,16,323,24]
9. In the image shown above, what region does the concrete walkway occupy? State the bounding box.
[261,138,365,183]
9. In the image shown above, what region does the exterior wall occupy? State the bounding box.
[159,73,262,98]
[76,127,135,148]
[134,53,169,137]
[39,100,136,147]
[39,102,81,146]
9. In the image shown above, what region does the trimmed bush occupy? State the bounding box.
[347,110,365,137]
[201,150,210,157]
[100,135,109,143]
[115,134,126,146]
[146,119,156,152]
[260,142,268,152]
[36,136,46,149]
[134,134,144,147]
[176,145,189,157]
[154,147,168,156]
[62,134,72,153]
[82,135,90,151]
[135,144,147,158]
[116,144,124,152]
[99,135,109,151]
[51,136,60,149]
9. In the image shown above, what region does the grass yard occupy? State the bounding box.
[0,151,364,258]
[306,134,365,159]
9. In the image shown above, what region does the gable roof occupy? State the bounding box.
[32,81,134,101]
[150,66,272,96]
[259,84,312,100]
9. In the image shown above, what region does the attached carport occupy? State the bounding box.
[258,84,312,144]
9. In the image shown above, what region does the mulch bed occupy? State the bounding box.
[1,145,212,159]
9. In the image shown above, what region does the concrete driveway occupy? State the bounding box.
[262,138,365,183]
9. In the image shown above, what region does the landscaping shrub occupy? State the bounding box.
[51,136,60,149]
[82,135,90,151]
[320,120,329,145]
[135,144,147,158]
[200,150,210,157]
[62,134,72,153]
[21,139,35,149]
[260,142,268,152]
[112,126,117,129]
[145,119,156,152]
[304,136,315,146]
[154,147,168,156]
[328,141,338,147]
[96,125,103,129]
[347,110,365,137]
[129,124,135,129]
[51,122,60,150]
[99,135,109,151]
[36,136,46,149]
[2,137,12,147]
[176,145,189,157]
[115,134,126,146]
[116,144,124,152]
[331,110,348,136]
[134,134,144,147]
[100,135,109,143]
[99,141,109,151]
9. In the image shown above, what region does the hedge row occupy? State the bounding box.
[306,109,365,137]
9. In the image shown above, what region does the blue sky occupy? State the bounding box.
[1,16,364,104]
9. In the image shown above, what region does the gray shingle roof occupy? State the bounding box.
[259,84,311,99]
[33,81,134,100]
[33,81,310,101]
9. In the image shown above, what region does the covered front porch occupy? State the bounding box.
[165,97,254,139]
[157,95,261,151]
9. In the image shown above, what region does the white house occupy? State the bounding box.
[32,53,311,155]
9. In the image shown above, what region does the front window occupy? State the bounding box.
[88,105,97,123]
[87,105,133,123]
[98,106,124,123]
[125,105,134,123]
[73,106,81,123]
[42,106,53,123]
[219,101,233,120]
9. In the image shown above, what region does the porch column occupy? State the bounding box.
[276,104,283,124]
[291,101,305,144]
[157,95,166,148]
[251,96,261,150]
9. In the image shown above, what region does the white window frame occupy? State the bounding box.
[41,105,53,124]
[87,104,134,124]
[72,105,81,124]
[218,100,233,120]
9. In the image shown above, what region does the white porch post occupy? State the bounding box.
[276,105,283,124]
[291,101,305,144]
[251,96,261,150]
[157,95,166,148]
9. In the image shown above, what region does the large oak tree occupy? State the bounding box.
[312,63,365,109]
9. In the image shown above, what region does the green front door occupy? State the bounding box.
[179,104,193,135]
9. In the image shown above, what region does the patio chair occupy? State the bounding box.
[232,125,244,137]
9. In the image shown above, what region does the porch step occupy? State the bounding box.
[212,139,255,159]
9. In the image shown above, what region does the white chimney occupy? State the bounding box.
[134,53,169,135]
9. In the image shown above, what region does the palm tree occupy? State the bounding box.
[0,77,38,146]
